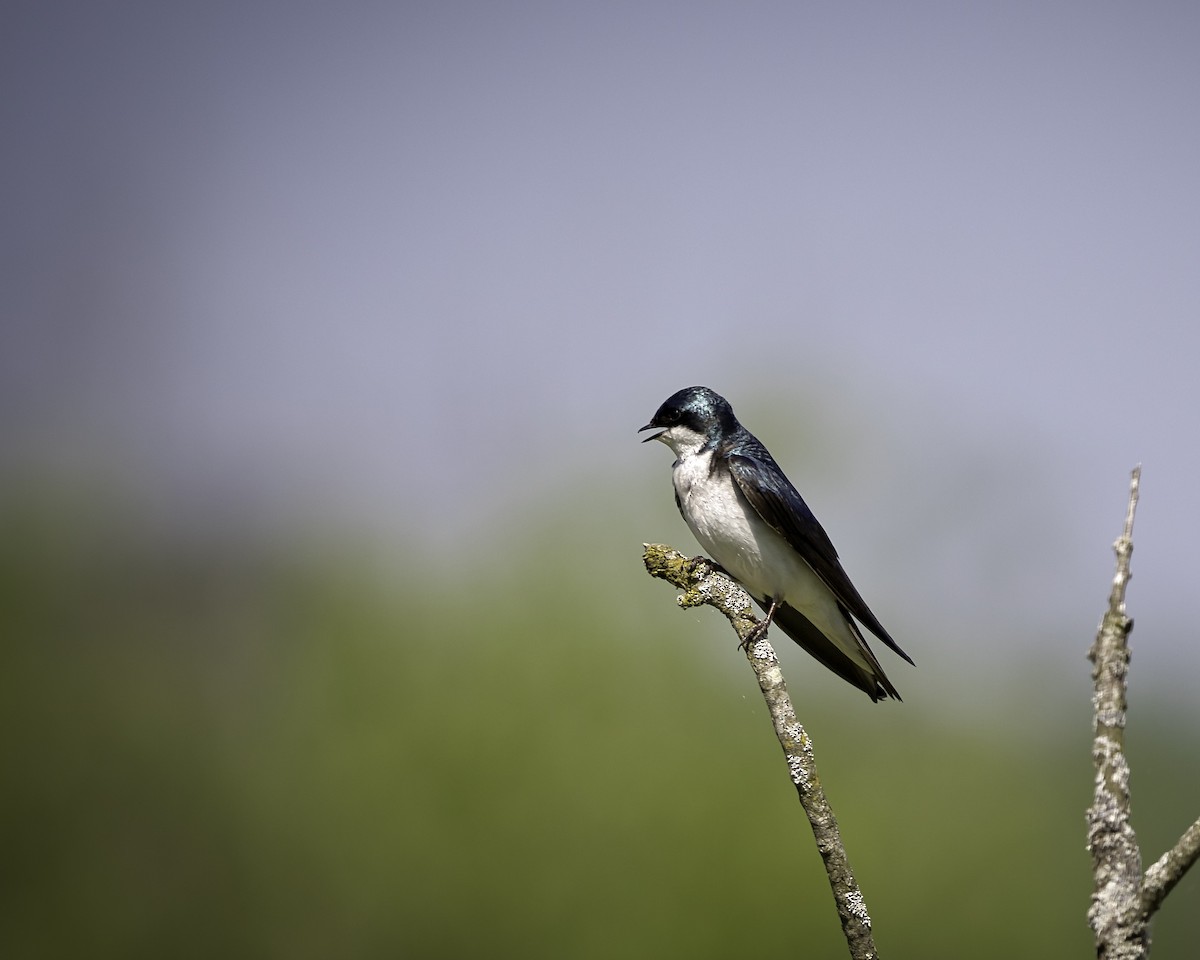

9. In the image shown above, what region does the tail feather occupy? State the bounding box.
[763,600,902,702]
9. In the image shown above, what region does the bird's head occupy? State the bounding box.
[638,385,738,456]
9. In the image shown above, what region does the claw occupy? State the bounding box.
[739,597,779,651]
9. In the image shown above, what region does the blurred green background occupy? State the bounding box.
[2,470,1196,959]
[6,3,1200,956]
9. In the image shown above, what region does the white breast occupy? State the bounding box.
[672,450,850,645]
[672,450,801,602]
[665,442,870,674]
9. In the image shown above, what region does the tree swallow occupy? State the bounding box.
[639,386,913,701]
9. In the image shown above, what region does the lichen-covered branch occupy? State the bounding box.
[1086,466,1145,959]
[643,543,879,960]
[1142,815,1200,917]
[1084,466,1200,956]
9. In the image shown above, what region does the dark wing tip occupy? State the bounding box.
[871,675,903,703]
[768,602,903,703]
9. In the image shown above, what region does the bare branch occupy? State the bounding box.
[643,543,880,960]
[1142,815,1200,918]
[1086,467,1147,959]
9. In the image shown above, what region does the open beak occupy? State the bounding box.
[638,423,664,443]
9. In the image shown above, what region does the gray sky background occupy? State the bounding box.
[5,3,1200,696]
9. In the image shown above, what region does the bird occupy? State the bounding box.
[639,385,913,701]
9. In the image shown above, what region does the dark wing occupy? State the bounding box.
[765,601,901,701]
[723,436,914,666]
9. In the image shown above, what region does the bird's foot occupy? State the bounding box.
[738,618,769,652]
